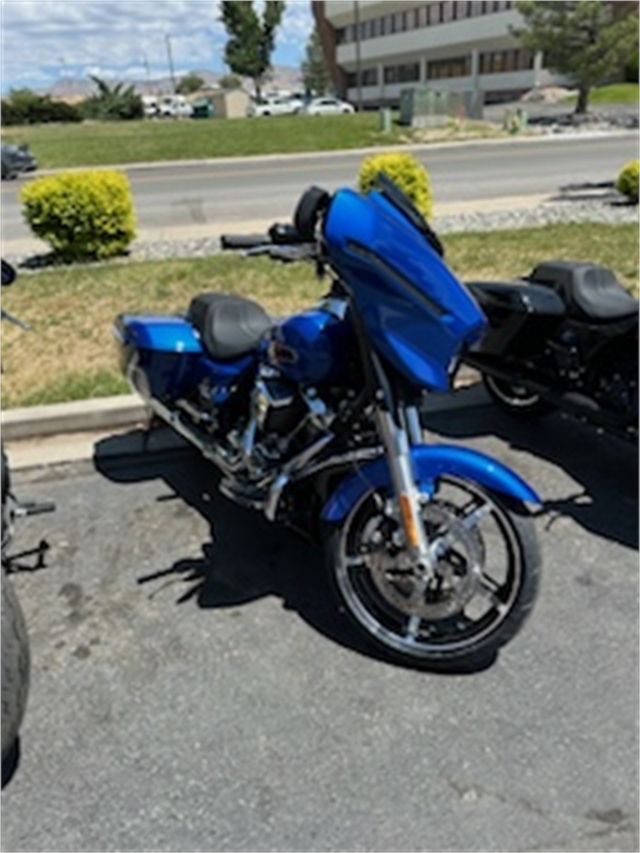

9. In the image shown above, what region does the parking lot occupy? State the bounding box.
[1,386,638,852]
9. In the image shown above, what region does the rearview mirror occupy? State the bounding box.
[2,259,17,286]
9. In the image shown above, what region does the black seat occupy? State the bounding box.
[187,293,272,360]
[529,261,638,321]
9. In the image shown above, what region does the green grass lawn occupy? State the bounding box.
[2,113,410,170]
[1,112,525,171]
[1,222,637,409]
[563,82,639,105]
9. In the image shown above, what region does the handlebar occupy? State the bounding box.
[220,233,270,250]
[220,221,318,264]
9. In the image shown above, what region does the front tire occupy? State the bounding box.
[1,569,30,762]
[483,374,555,418]
[325,476,540,669]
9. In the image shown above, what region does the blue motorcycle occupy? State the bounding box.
[115,176,541,669]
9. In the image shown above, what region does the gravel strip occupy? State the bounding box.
[126,197,638,263]
[434,196,638,235]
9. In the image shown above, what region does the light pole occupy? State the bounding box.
[354,1,362,110]
[165,34,176,93]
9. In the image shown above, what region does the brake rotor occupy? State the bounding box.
[361,502,485,621]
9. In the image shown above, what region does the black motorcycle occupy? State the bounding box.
[2,259,54,775]
[464,260,638,443]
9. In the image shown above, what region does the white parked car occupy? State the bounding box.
[142,95,159,118]
[247,95,303,117]
[157,95,193,118]
[303,97,355,115]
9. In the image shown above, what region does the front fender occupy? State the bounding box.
[321,444,540,523]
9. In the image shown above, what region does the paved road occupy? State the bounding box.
[1,134,637,242]
[1,387,637,852]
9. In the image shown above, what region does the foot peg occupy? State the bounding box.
[14,500,56,518]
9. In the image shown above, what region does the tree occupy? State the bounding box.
[219,1,285,99]
[82,76,143,121]
[218,73,243,90]
[176,73,205,95]
[301,26,330,96]
[514,1,639,114]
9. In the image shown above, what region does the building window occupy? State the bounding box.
[479,49,535,74]
[348,68,379,87]
[442,1,455,22]
[339,0,512,45]
[427,56,471,79]
[384,63,421,85]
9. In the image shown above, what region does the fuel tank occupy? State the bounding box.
[266,299,354,386]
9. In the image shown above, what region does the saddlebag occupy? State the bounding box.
[467,281,565,356]
[115,314,205,401]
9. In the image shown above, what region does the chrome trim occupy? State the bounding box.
[264,446,382,522]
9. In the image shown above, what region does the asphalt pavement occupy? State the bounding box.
[1,160,638,852]
[1,383,637,852]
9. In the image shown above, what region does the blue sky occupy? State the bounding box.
[0,0,315,94]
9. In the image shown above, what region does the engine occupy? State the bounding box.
[226,369,339,481]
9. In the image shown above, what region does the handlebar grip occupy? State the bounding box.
[220,234,271,250]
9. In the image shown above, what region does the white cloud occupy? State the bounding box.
[0,0,313,92]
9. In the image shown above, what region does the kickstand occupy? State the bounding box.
[4,539,51,574]
[141,410,163,452]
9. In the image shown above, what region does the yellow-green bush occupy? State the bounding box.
[357,151,434,219]
[616,160,639,204]
[21,170,136,261]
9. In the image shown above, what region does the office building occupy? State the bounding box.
[312,1,567,108]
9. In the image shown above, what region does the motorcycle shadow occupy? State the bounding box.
[423,382,638,550]
[94,430,495,675]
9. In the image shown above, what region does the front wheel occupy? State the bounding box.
[483,374,555,418]
[325,476,540,669]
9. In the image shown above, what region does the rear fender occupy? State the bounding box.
[321,444,540,523]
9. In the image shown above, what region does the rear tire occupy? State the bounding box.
[1,569,30,762]
[483,374,555,418]
[2,446,12,551]
[325,476,540,669]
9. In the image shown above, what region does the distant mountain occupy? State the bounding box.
[44,65,302,100]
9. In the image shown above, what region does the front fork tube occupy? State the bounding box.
[374,404,434,582]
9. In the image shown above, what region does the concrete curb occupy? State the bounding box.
[3,376,485,474]
[2,394,148,441]
[2,368,481,442]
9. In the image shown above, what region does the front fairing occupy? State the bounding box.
[323,188,486,390]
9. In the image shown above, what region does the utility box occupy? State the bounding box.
[399,87,484,126]
[191,98,214,119]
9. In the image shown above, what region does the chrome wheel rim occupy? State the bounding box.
[335,477,523,658]
[485,375,542,409]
